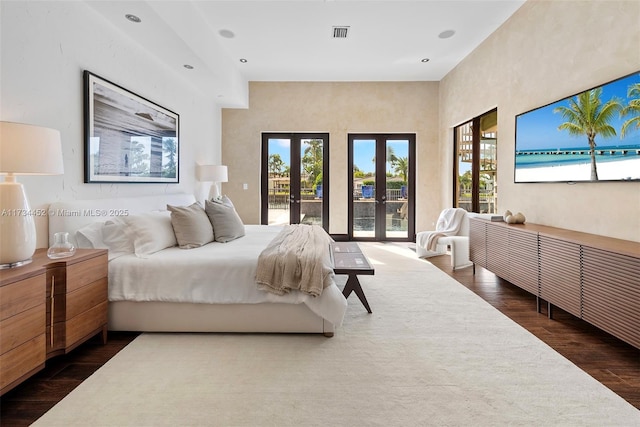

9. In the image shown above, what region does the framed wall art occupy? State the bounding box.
[83,71,179,183]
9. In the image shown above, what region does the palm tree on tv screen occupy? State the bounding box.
[553,88,621,181]
[620,82,640,138]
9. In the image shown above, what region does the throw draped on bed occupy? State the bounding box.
[255,224,335,297]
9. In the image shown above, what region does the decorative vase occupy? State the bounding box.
[47,232,76,259]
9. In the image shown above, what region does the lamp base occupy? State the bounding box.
[208,182,222,201]
[0,179,37,266]
[0,258,33,270]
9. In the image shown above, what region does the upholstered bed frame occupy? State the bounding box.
[48,193,335,336]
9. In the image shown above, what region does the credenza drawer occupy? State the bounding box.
[66,254,108,293]
[0,275,44,321]
[0,334,46,392]
[66,302,108,350]
[66,278,108,320]
[0,304,45,355]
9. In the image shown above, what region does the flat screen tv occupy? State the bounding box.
[514,71,640,183]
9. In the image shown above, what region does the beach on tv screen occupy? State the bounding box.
[515,72,640,183]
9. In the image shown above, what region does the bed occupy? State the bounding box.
[48,193,347,337]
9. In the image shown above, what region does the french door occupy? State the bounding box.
[348,134,415,241]
[454,109,498,213]
[261,133,329,231]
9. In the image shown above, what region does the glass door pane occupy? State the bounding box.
[385,138,409,239]
[456,121,473,211]
[266,137,291,225]
[263,133,329,229]
[480,111,498,214]
[454,109,498,214]
[352,139,376,238]
[299,138,324,226]
[350,134,414,241]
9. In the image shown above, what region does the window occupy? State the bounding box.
[454,109,497,213]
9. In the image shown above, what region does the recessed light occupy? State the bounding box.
[421,58,430,63]
[239,58,248,63]
[219,29,235,39]
[183,64,194,70]
[438,29,455,39]
[125,14,141,23]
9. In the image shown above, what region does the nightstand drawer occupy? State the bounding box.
[66,278,108,320]
[0,304,45,355]
[0,334,46,392]
[66,302,108,350]
[0,275,44,321]
[66,254,107,293]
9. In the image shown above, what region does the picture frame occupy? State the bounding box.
[83,71,179,183]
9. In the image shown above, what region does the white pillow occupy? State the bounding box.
[75,221,107,249]
[122,211,177,258]
[101,218,135,260]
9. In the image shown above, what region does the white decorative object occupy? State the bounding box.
[196,164,228,200]
[504,210,526,224]
[0,121,64,268]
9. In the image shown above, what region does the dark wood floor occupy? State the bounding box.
[1,255,638,426]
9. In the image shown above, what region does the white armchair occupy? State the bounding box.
[416,208,472,270]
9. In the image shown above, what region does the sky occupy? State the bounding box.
[268,138,409,174]
[515,72,640,151]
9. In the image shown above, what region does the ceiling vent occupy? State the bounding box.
[332,26,350,39]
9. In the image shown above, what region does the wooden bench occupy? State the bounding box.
[330,242,375,313]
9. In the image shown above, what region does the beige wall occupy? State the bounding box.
[222,81,440,234]
[222,0,640,242]
[439,0,640,242]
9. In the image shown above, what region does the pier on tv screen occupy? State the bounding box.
[514,71,640,183]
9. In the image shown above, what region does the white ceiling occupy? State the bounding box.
[86,0,525,107]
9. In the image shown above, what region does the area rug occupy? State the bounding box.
[33,243,640,426]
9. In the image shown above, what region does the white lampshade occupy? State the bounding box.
[196,164,228,200]
[1,122,64,175]
[196,164,228,183]
[0,121,64,268]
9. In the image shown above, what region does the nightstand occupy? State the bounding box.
[0,248,108,395]
[0,259,47,395]
[43,249,108,357]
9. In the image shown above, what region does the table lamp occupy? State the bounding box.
[0,121,64,268]
[196,164,228,200]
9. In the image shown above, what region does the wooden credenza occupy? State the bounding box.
[0,248,108,396]
[469,218,640,349]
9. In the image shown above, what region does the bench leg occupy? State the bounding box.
[342,274,372,313]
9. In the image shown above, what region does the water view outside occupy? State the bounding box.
[266,137,324,226]
[352,138,409,239]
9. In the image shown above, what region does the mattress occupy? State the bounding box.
[108,225,347,326]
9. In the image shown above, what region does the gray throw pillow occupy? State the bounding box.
[168,202,214,249]
[204,199,245,243]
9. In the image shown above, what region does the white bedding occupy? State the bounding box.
[108,225,347,326]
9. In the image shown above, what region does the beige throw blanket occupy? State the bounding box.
[256,224,335,297]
